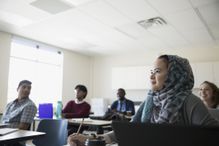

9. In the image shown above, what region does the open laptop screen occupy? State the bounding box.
[112,121,219,146]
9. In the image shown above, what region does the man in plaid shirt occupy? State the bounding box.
[2,80,37,130]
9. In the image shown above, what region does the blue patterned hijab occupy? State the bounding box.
[132,55,194,124]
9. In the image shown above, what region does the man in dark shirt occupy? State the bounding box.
[110,88,135,116]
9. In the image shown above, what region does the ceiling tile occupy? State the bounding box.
[190,0,218,7]
[137,33,169,49]
[115,22,149,39]
[198,1,219,25]
[181,28,214,44]
[165,9,205,31]
[78,0,131,27]
[105,0,159,21]
[0,0,51,22]
[209,24,219,40]
[147,25,189,47]
[147,0,192,14]
[0,10,33,27]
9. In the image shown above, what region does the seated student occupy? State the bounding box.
[109,88,135,117]
[101,88,135,121]
[68,55,219,146]
[2,80,37,146]
[62,84,91,118]
[62,84,91,135]
[2,80,37,129]
[199,81,219,109]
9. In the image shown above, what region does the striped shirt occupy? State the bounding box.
[2,97,37,128]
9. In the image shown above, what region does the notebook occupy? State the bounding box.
[0,128,18,136]
[112,121,219,146]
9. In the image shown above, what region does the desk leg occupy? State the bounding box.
[96,126,104,134]
[32,120,35,131]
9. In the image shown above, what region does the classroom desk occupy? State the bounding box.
[34,117,112,127]
[0,130,45,145]
[68,118,112,126]
[68,118,112,134]
[0,123,9,128]
[33,117,112,134]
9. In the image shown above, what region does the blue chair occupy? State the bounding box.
[32,119,68,146]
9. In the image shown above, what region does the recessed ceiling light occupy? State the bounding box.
[30,0,73,14]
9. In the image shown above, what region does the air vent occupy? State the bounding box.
[137,17,167,29]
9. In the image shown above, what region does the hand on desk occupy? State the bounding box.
[68,133,88,146]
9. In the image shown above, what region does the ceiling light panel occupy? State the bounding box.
[30,0,73,14]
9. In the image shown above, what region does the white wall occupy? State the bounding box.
[92,48,219,104]
[62,50,93,106]
[0,32,11,112]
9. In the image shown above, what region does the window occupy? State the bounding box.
[7,36,63,107]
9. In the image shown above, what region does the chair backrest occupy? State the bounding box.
[209,109,219,121]
[32,119,68,146]
[0,113,3,122]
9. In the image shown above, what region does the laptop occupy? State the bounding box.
[112,121,219,146]
[0,128,18,136]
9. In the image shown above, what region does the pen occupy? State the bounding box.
[76,118,84,134]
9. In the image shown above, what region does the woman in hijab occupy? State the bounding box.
[68,55,219,146]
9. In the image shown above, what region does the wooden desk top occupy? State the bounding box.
[68,118,112,126]
[0,130,45,144]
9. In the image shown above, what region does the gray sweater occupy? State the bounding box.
[104,94,219,143]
